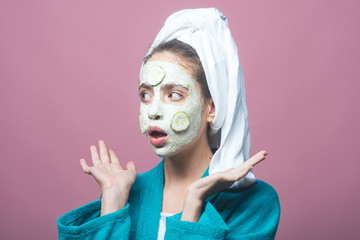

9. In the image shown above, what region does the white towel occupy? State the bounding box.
[142,8,255,188]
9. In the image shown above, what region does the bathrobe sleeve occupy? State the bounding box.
[165,180,280,240]
[57,199,131,240]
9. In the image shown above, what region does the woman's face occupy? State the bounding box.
[138,52,206,157]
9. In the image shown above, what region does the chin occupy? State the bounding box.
[149,132,199,158]
[151,145,179,158]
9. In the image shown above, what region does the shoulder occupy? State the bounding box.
[209,179,280,237]
[238,179,279,203]
[210,179,280,221]
[129,160,163,194]
[245,179,280,212]
[214,179,279,203]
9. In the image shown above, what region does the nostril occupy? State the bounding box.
[148,114,161,120]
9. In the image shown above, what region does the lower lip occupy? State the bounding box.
[149,135,168,146]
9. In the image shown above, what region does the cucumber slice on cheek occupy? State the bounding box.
[171,111,190,132]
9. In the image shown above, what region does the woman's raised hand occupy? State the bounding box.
[181,150,268,222]
[80,140,138,216]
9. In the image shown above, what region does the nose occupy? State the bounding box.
[148,114,161,120]
[147,97,164,120]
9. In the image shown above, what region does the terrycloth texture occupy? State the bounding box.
[140,8,254,188]
[158,212,174,240]
[57,159,281,239]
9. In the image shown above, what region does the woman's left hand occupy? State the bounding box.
[180,150,269,222]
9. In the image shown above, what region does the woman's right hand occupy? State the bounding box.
[80,140,138,216]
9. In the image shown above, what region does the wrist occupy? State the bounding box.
[181,193,203,222]
[102,184,130,196]
[186,184,205,202]
[101,181,131,193]
[100,187,130,216]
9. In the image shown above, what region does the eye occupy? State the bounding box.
[169,92,182,101]
[140,92,151,103]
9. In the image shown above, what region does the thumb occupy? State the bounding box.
[126,161,136,171]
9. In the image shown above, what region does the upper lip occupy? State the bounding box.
[147,126,168,136]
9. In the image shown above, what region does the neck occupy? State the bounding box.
[163,133,213,191]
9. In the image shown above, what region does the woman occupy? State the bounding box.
[58,8,280,239]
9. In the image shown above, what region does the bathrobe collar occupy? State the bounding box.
[136,158,210,239]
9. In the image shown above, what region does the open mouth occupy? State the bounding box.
[147,126,168,146]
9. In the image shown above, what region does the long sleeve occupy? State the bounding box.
[57,200,131,240]
[164,180,280,240]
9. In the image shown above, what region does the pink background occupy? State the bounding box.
[1,0,359,239]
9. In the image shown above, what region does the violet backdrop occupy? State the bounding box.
[1,0,359,239]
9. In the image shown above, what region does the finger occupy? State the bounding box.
[90,145,101,165]
[190,173,232,200]
[244,150,268,168]
[98,140,110,164]
[229,151,268,181]
[126,161,136,171]
[108,149,122,168]
[80,158,91,174]
[223,164,254,183]
[236,165,254,180]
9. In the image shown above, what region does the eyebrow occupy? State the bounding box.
[160,83,189,91]
[138,83,152,91]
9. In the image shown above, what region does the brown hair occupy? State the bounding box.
[143,39,212,100]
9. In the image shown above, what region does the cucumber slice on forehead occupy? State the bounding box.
[148,65,165,86]
[171,111,190,132]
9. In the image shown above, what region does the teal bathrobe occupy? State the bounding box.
[57,159,280,239]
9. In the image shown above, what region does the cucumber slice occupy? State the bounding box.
[171,111,190,132]
[148,65,165,86]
